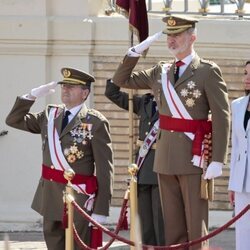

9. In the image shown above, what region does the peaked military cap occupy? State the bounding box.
[162,15,198,35]
[58,67,95,87]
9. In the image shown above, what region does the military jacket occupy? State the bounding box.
[113,54,230,175]
[6,97,114,221]
[105,80,158,184]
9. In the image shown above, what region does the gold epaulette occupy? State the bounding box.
[200,58,216,66]
[87,109,107,121]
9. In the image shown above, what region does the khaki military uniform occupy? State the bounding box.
[6,97,114,250]
[105,80,165,245]
[113,54,230,249]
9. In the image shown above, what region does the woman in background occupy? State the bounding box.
[228,60,250,250]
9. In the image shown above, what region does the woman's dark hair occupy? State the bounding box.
[245,61,250,96]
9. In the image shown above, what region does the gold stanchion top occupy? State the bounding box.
[63,169,75,183]
[128,163,138,177]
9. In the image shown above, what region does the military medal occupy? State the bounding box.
[70,122,93,145]
[139,144,149,157]
[86,123,93,140]
[180,80,202,108]
[64,143,84,163]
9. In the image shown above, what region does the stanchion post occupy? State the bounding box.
[128,163,138,250]
[63,169,75,250]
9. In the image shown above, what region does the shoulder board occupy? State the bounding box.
[200,59,216,66]
[159,60,173,66]
[87,109,106,121]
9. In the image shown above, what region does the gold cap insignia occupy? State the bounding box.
[167,17,176,27]
[63,69,71,78]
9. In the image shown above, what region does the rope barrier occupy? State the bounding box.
[73,192,129,250]
[72,199,135,248]
[70,198,250,250]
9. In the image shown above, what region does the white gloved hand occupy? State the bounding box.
[89,213,107,226]
[127,31,162,57]
[30,81,57,99]
[204,161,223,180]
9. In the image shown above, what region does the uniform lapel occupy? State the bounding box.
[174,55,199,88]
[60,103,88,138]
[239,96,249,132]
[168,63,175,86]
[152,110,159,122]
[54,107,64,135]
[145,100,152,118]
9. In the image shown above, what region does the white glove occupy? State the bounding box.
[30,81,57,98]
[204,161,223,180]
[127,31,162,57]
[89,213,107,226]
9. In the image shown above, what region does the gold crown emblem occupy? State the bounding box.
[167,18,176,27]
[63,69,71,78]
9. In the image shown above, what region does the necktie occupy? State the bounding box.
[61,110,71,132]
[174,60,185,82]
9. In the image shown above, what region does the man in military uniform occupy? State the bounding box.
[105,79,165,246]
[112,15,230,249]
[6,68,114,250]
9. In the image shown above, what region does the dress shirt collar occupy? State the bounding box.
[175,50,195,67]
[65,103,83,122]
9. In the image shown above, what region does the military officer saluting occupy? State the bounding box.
[112,15,230,249]
[6,68,114,250]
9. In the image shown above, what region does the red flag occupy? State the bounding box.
[116,0,149,43]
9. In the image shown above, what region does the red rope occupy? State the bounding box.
[72,199,135,247]
[73,197,129,249]
[100,197,129,250]
[71,200,250,249]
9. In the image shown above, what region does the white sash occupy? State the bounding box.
[136,119,159,170]
[161,63,204,167]
[47,107,95,210]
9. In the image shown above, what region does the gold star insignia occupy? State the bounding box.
[186,98,195,107]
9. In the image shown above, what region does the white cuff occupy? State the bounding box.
[127,47,141,57]
[22,93,36,101]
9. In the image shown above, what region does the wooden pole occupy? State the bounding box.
[128,30,134,164]
[128,30,138,250]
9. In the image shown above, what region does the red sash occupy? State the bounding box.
[159,114,212,156]
[42,164,97,194]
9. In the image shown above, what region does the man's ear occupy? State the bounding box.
[191,33,196,43]
[83,88,90,100]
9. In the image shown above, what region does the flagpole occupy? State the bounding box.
[128,29,139,250]
[128,30,134,165]
[115,2,148,248]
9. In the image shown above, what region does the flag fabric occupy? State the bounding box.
[116,0,149,43]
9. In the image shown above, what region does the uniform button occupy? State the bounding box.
[148,122,151,125]
[245,150,247,154]
[170,130,174,133]
[50,179,53,181]
[145,132,148,135]
[51,165,54,169]
[245,135,247,138]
